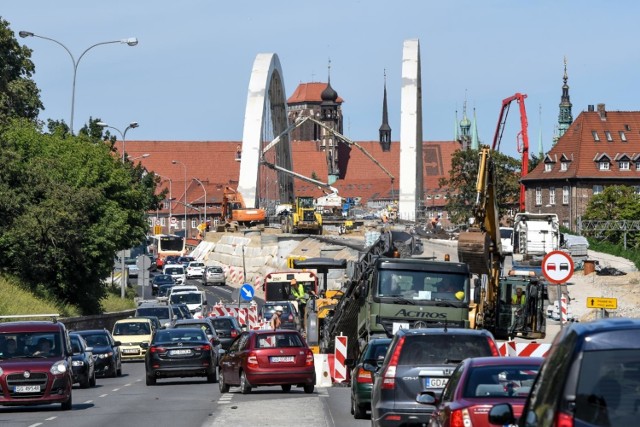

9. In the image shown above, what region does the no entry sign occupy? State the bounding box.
[542,250,574,284]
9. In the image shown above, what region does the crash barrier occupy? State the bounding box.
[61,310,136,333]
[208,302,263,329]
[314,354,333,387]
[333,335,348,383]
[498,341,551,357]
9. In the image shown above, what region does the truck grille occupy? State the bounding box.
[6,372,48,398]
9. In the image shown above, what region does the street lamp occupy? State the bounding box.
[192,178,207,224]
[129,153,150,162]
[96,121,138,299]
[96,121,139,161]
[172,160,188,238]
[19,31,138,134]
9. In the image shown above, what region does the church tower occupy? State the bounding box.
[379,71,391,151]
[320,61,341,184]
[554,57,573,144]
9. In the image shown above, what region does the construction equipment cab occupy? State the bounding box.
[281,196,323,235]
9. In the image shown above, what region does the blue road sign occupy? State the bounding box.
[240,283,255,301]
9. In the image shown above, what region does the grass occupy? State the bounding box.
[587,238,640,270]
[0,275,137,318]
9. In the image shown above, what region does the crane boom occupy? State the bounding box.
[261,159,338,194]
[491,93,530,212]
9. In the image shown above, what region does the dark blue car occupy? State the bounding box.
[75,329,122,378]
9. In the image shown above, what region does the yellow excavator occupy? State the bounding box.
[281,196,323,235]
[457,147,546,340]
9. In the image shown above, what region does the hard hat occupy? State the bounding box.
[455,291,465,301]
[275,305,284,312]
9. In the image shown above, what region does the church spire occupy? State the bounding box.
[555,57,573,143]
[379,70,391,151]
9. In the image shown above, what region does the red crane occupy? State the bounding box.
[491,93,529,212]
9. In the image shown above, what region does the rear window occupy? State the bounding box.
[398,334,493,365]
[364,341,391,362]
[211,319,232,330]
[207,267,223,273]
[174,323,213,335]
[165,267,184,275]
[136,307,171,319]
[262,304,292,318]
[170,293,202,305]
[114,322,151,336]
[500,228,513,239]
[574,349,640,426]
[154,328,206,343]
[463,364,540,398]
[255,333,303,349]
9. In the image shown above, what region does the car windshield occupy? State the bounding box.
[172,306,189,319]
[79,333,110,348]
[113,322,151,336]
[189,262,204,268]
[158,285,174,297]
[463,364,540,398]
[398,335,493,365]
[170,293,202,305]
[376,270,468,302]
[70,336,83,354]
[255,333,303,349]
[153,328,206,344]
[262,304,292,319]
[174,323,213,335]
[207,267,223,274]
[154,275,173,283]
[363,341,391,362]
[0,332,63,359]
[137,307,171,320]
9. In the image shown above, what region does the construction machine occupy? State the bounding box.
[457,148,546,340]
[281,196,323,235]
[217,186,266,231]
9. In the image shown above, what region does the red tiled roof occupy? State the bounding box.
[524,107,640,181]
[287,82,344,104]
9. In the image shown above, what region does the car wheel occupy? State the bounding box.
[80,373,90,389]
[350,395,355,415]
[61,392,72,410]
[303,384,314,394]
[281,384,291,392]
[116,363,122,377]
[219,371,230,393]
[240,371,251,394]
[146,374,156,386]
[353,401,367,419]
[89,370,96,387]
[110,364,117,378]
[207,366,217,383]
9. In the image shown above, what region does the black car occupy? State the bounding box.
[177,256,194,268]
[143,327,218,385]
[69,333,96,388]
[172,319,222,369]
[172,303,192,320]
[489,318,640,427]
[75,329,122,378]
[151,274,175,296]
[370,328,500,427]
[209,316,243,350]
[348,338,391,419]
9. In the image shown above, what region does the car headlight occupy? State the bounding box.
[72,360,85,367]
[98,352,114,359]
[50,361,67,375]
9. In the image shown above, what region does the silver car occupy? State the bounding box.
[202,266,225,286]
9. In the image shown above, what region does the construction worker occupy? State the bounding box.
[512,287,526,305]
[290,279,310,329]
[270,306,283,329]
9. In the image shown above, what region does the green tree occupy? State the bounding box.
[582,185,640,247]
[439,147,520,225]
[0,17,43,125]
[0,119,162,313]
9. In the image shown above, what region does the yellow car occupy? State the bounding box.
[112,318,154,361]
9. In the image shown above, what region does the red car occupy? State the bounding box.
[428,356,543,427]
[218,329,315,394]
[0,320,74,410]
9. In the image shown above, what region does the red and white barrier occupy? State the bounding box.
[561,296,568,324]
[333,335,348,383]
[498,341,551,357]
[208,302,260,329]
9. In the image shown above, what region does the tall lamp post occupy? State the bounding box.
[18,31,138,134]
[97,121,139,299]
[172,160,188,239]
[129,153,150,162]
[193,178,207,223]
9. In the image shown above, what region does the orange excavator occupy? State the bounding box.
[218,186,266,231]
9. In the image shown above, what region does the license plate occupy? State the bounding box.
[123,348,139,354]
[170,349,192,356]
[15,385,40,393]
[425,377,448,388]
[270,356,294,363]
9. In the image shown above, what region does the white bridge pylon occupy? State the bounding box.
[238,40,423,219]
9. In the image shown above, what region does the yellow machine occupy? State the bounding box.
[281,196,323,235]
[457,147,546,340]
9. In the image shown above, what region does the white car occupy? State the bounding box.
[186,261,205,279]
[163,265,186,285]
[500,227,514,255]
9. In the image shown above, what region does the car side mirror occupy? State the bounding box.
[416,392,437,405]
[85,346,93,352]
[362,362,377,372]
[488,403,516,425]
[113,341,121,347]
[140,342,149,349]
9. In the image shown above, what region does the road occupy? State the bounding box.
[0,361,367,427]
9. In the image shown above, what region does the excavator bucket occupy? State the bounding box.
[457,230,492,276]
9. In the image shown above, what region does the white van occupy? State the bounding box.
[163,265,186,285]
[167,285,199,297]
[499,227,514,255]
[169,291,208,317]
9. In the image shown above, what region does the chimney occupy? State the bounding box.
[597,103,606,121]
[588,104,595,112]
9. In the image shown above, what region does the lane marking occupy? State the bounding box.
[27,423,42,427]
[124,383,132,387]
[45,417,57,421]
[99,393,108,397]
[83,400,93,404]
[112,388,120,392]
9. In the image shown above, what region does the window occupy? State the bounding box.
[535,187,542,206]
[620,161,630,170]
[592,131,600,141]
[619,131,628,142]
[545,163,553,172]
[562,220,570,229]
[191,219,197,228]
[148,218,154,226]
[164,201,171,210]
[561,162,568,171]
[593,185,603,195]
[599,161,610,171]
[563,186,569,204]
[160,218,166,226]
[636,161,640,171]
[180,220,186,229]
[605,130,613,142]
[549,187,556,205]
[635,186,640,195]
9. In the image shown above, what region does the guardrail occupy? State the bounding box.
[61,310,136,332]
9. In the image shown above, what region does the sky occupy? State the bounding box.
[4,1,640,159]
